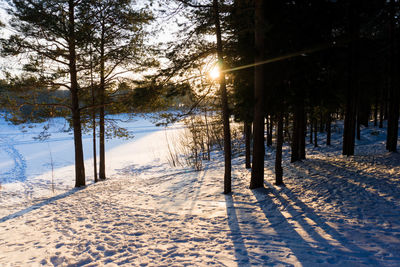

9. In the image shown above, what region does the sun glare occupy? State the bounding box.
[209,66,220,80]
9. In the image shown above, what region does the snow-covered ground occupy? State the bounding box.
[0,114,183,215]
[0,116,399,266]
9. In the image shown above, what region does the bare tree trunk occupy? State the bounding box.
[204,108,211,161]
[356,114,361,140]
[250,0,266,189]
[319,113,324,133]
[99,18,106,181]
[309,117,313,144]
[291,99,306,162]
[374,91,378,127]
[326,113,332,146]
[300,111,306,160]
[267,114,273,147]
[386,0,399,152]
[213,0,232,194]
[343,0,360,156]
[291,107,300,163]
[90,48,98,183]
[244,121,251,169]
[275,108,283,185]
[284,113,290,142]
[68,0,85,187]
[379,89,384,128]
[314,119,318,147]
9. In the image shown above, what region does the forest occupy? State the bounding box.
[0,0,399,266]
[0,0,398,190]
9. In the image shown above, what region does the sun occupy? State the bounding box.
[209,65,220,80]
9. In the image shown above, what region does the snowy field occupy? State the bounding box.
[0,116,399,266]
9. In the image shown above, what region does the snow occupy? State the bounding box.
[0,116,399,266]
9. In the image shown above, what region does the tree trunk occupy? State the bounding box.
[275,108,283,185]
[326,113,332,146]
[264,116,267,156]
[291,100,305,162]
[250,0,266,189]
[314,119,318,147]
[300,110,306,160]
[92,109,97,183]
[386,0,399,152]
[374,91,378,127]
[379,88,384,128]
[68,0,85,187]
[213,0,232,194]
[204,108,211,161]
[342,0,360,156]
[319,113,324,133]
[90,48,98,183]
[291,105,300,163]
[284,112,290,142]
[244,121,251,169]
[99,19,106,181]
[309,118,313,144]
[267,115,273,147]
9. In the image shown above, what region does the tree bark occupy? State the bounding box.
[356,113,361,140]
[374,91,378,127]
[275,108,283,185]
[319,113,324,133]
[68,0,85,187]
[250,0,266,189]
[267,115,273,147]
[326,113,332,146]
[213,0,232,194]
[291,107,300,163]
[342,0,360,156]
[314,119,318,147]
[300,110,306,159]
[90,48,98,183]
[204,108,211,161]
[379,88,384,128]
[245,121,251,169]
[99,18,106,180]
[291,100,305,162]
[386,0,399,152]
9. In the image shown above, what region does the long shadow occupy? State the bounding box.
[313,156,400,181]
[224,193,251,266]
[363,152,400,168]
[263,181,379,265]
[252,187,326,266]
[0,188,82,223]
[306,158,400,208]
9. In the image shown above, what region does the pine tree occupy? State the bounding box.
[1,0,92,187]
[81,0,152,180]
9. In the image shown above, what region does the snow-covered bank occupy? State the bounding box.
[0,115,183,218]
[0,119,399,266]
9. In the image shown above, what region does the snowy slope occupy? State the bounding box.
[0,119,399,266]
[0,115,183,217]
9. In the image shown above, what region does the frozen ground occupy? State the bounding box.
[0,116,399,266]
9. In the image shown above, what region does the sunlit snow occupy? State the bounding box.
[0,116,399,266]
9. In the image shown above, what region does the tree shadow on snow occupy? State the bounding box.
[224,193,251,266]
[251,187,327,265]
[256,181,379,265]
[303,158,400,210]
[0,188,83,223]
